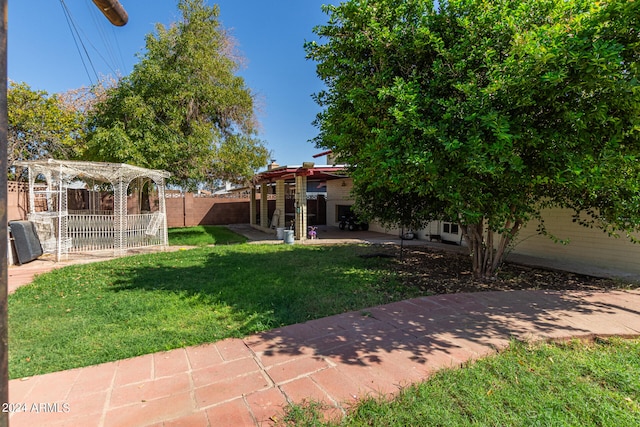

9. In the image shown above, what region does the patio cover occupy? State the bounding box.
[250,164,348,240]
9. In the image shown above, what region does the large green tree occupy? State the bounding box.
[8,81,84,173]
[306,0,640,278]
[86,0,269,187]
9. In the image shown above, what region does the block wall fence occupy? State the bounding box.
[6,182,252,228]
[165,193,251,227]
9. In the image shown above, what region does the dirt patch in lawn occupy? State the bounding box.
[368,246,639,295]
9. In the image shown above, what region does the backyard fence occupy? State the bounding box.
[9,184,327,229]
[165,192,251,227]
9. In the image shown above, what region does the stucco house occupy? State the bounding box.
[250,152,640,278]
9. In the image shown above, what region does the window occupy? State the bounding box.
[443,222,459,234]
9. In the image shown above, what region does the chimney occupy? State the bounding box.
[326,152,335,165]
[267,160,279,171]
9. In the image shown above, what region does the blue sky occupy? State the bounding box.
[9,0,338,167]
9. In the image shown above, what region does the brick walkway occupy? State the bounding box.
[8,288,640,427]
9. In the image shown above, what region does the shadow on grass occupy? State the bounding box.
[10,243,412,378]
[11,238,640,426]
[108,244,404,332]
[11,243,640,381]
[110,244,640,369]
[235,285,640,411]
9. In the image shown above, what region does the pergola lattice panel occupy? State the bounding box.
[15,159,171,260]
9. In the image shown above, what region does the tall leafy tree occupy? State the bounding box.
[8,81,84,173]
[86,0,269,187]
[306,0,640,278]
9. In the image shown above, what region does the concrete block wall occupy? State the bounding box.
[326,178,354,226]
[7,181,29,222]
[165,193,250,227]
[326,178,406,235]
[512,206,640,275]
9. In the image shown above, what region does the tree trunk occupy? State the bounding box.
[461,217,523,279]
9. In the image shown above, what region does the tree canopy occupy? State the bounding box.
[85,0,270,187]
[306,0,640,278]
[8,81,85,174]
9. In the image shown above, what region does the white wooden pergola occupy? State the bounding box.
[15,159,171,261]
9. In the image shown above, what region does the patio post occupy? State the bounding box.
[259,182,268,228]
[275,179,285,229]
[294,174,307,240]
[26,165,35,212]
[249,186,257,226]
[157,176,168,248]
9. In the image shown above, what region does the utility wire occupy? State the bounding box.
[59,0,99,85]
[85,2,125,77]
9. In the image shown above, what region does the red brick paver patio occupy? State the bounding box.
[8,281,640,426]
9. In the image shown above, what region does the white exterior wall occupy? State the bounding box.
[325,177,639,276]
[414,222,464,244]
[326,178,465,241]
[511,207,640,275]
[326,178,355,226]
[368,222,401,236]
[325,178,398,234]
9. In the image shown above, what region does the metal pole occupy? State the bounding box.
[0,0,8,424]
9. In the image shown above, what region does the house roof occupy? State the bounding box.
[312,149,333,158]
[252,164,348,184]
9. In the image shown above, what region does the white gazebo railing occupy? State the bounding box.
[15,159,171,261]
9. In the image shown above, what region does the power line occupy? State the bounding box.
[59,0,99,85]
[85,2,126,77]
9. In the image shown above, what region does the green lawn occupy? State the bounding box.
[9,244,416,379]
[167,225,247,246]
[281,337,640,427]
